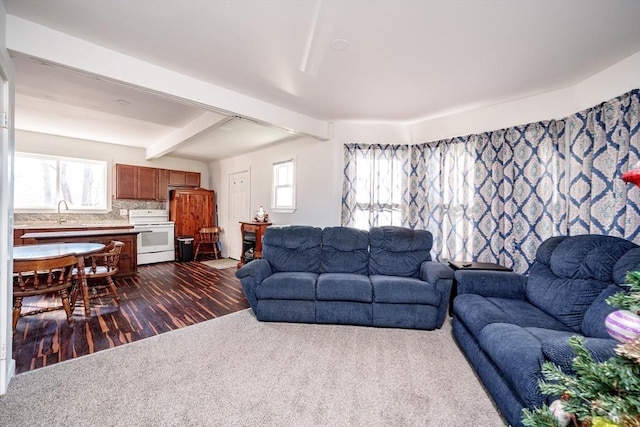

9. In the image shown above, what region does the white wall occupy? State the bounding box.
[16,129,212,197]
[410,52,640,143]
[210,136,341,257]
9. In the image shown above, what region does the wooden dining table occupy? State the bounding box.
[13,242,106,316]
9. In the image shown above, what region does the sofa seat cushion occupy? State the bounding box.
[370,275,440,305]
[477,323,544,408]
[524,327,618,374]
[454,294,571,337]
[316,273,372,302]
[317,301,372,326]
[256,272,318,300]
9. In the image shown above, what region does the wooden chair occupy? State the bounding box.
[12,254,78,333]
[194,227,221,260]
[77,240,124,310]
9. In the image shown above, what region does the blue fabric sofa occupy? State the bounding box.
[452,234,640,427]
[235,225,454,330]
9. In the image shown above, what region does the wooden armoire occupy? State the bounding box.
[169,188,216,252]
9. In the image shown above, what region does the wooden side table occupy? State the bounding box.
[448,261,513,316]
[238,221,271,268]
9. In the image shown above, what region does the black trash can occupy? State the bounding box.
[177,236,194,262]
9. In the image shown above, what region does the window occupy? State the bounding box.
[14,152,108,211]
[272,158,296,212]
[342,144,409,229]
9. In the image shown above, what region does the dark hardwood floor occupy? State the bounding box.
[12,257,249,374]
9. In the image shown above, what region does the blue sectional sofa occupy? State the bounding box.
[452,234,640,427]
[236,225,454,330]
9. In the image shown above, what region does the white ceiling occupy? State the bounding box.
[4,0,640,161]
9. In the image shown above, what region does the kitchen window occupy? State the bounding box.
[272,158,296,213]
[14,152,108,211]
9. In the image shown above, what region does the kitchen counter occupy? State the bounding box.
[19,228,142,277]
[21,228,141,240]
[14,222,132,229]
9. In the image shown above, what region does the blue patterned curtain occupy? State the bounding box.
[342,144,410,229]
[563,90,640,241]
[407,89,639,273]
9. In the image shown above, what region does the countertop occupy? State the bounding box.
[14,222,132,230]
[21,229,143,240]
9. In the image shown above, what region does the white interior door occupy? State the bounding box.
[228,170,250,260]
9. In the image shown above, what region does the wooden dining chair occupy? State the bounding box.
[76,240,124,311]
[12,254,79,334]
[194,227,221,260]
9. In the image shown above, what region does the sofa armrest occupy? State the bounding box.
[235,258,273,284]
[455,270,527,299]
[420,261,454,283]
[235,259,273,309]
[421,261,455,328]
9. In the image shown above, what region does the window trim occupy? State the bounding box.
[14,152,111,213]
[271,157,296,213]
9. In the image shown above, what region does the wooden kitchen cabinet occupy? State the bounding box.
[168,170,185,186]
[157,169,169,201]
[115,164,137,199]
[168,170,201,187]
[185,172,201,187]
[52,233,138,277]
[137,166,158,200]
[169,188,215,255]
[116,164,201,200]
[115,164,158,200]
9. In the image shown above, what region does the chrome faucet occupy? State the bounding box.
[57,200,69,223]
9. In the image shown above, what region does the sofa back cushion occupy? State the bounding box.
[526,234,638,333]
[263,225,322,273]
[613,247,640,284]
[320,226,369,274]
[368,226,432,277]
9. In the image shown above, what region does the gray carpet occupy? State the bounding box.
[0,310,505,426]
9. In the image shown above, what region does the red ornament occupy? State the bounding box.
[622,168,640,188]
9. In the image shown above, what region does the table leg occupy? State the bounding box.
[76,255,91,316]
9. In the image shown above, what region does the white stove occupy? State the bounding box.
[129,209,173,226]
[129,210,175,264]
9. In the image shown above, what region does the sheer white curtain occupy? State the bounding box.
[409,137,476,262]
[342,144,409,229]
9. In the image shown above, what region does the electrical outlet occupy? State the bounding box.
[120,209,128,216]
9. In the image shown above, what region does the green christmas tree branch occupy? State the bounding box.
[607,272,640,313]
